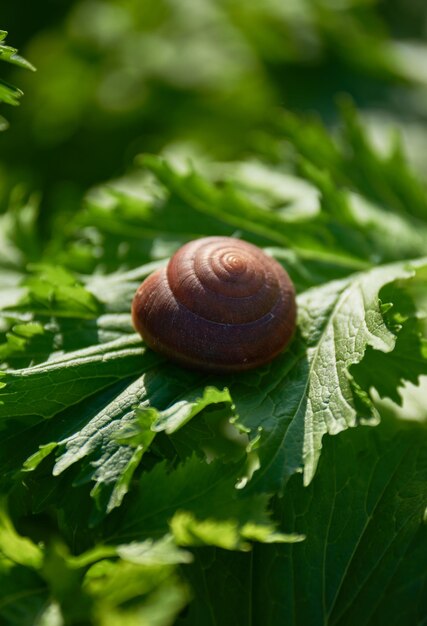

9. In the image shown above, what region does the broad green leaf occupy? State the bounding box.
[232,260,427,491]
[252,419,427,626]
[16,369,229,519]
[2,7,427,626]
[2,257,424,527]
[0,257,161,371]
[15,265,103,319]
[0,313,137,370]
[0,335,148,419]
[55,377,228,516]
[177,419,427,626]
[103,455,286,548]
[174,547,253,626]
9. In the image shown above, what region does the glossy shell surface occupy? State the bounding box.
[132,237,296,372]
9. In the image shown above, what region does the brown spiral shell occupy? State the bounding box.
[131,237,296,372]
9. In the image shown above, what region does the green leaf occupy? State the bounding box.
[175,547,254,626]
[170,511,302,551]
[84,560,188,626]
[150,386,231,434]
[232,260,427,492]
[2,8,427,625]
[178,419,427,626]
[0,503,47,625]
[116,536,193,566]
[0,321,46,368]
[0,501,43,570]
[0,505,191,626]
[14,369,229,520]
[0,33,35,71]
[0,313,135,370]
[104,455,288,549]
[0,556,47,626]
[299,159,427,264]
[279,103,427,223]
[0,31,34,129]
[0,79,22,107]
[351,284,427,405]
[16,265,103,319]
[0,335,148,419]
[2,257,424,528]
[253,419,427,626]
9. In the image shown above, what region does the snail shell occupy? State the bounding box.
[132,237,296,372]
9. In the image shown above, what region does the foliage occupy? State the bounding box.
[1,1,427,623]
[0,31,34,130]
[0,97,426,623]
[2,0,427,219]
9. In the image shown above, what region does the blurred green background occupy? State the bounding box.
[1,0,427,237]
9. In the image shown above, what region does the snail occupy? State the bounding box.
[132,236,296,372]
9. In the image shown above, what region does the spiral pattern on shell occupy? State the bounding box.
[131,237,296,372]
